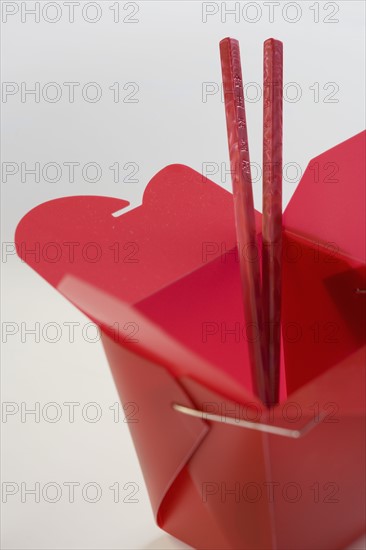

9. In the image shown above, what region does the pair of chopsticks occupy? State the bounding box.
[220,38,283,406]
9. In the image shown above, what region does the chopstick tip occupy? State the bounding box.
[264,37,283,48]
[219,37,239,48]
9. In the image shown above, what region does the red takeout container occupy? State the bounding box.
[15,131,366,549]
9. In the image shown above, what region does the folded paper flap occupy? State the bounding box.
[58,272,365,420]
[15,137,365,403]
[284,131,366,264]
[179,346,366,432]
[14,165,265,402]
[15,164,238,306]
[100,332,209,519]
[281,230,365,393]
[285,346,366,415]
[281,132,366,393]
[58,274,260,406]
[174,375,275,549]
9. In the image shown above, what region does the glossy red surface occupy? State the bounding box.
[220,37,268,404]
[15,131,366,549]
[262,38,283,405]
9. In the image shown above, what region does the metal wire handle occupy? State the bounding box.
[173,403,323,439]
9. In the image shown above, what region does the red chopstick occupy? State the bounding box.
[219,38,269,405]
[262,38,283,405]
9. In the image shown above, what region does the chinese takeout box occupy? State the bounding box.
[15,130,366,549]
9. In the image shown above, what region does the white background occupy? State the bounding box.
[1,1,365,548]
